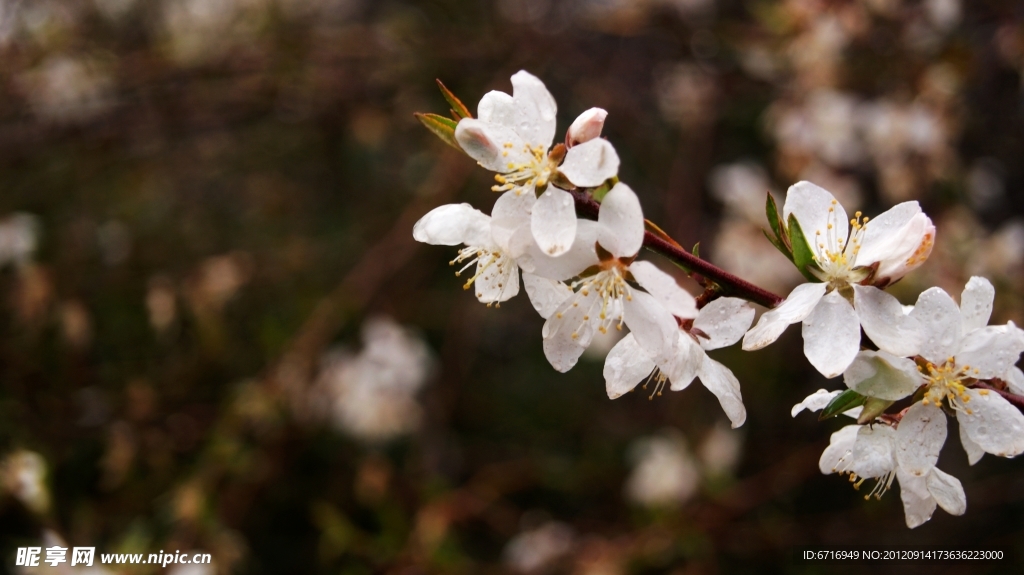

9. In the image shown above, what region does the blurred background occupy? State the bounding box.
[0,0,1023,573]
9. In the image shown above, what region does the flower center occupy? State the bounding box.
[450,246,514,307]
[919,358,982,414]
[809,200,870,290]
[491,143,556,195]
[554,264,632,339]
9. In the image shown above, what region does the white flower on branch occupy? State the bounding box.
[455,71,620,256]
[742,181,935,377]
[843,276,1024,464]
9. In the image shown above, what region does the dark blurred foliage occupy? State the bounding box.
[0,0,1023,573]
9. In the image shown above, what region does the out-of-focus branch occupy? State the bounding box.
[571,190,785,309]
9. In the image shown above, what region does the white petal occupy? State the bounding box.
[542,335,586,373]
[907,287,962,364]
[665,333,704,391]
[1004,366,1024,395]
[559,138,620,187]
[960,276,995,334]
[870,213,935,283]
[897,467,936,529]
[697,356,747,428]
[523,272,573,319]
[629,261,698,319]
[849,424,897,478]
[454,118,531,172]
[412,203,493,247]
[802,290,860,378]
[597,182,644,258]
[782,181,848,246]
[895,401,947,477]
[473,255,519,304]
[565,107,607,147]
[694,297,755,351]
[477,90,515,126]
[819,425,860,475]
[742,282,827,351]
[855,202,924,267]
[843,350,922,401]
[491,190,535,250]
[511,70,557,148]
[531,187,578,257]
[792,389,840,417]
[604,334,656,399]
[955,324,1024,379]
[623,290,679,368]
[927,468,966,516]
[853,285,920,357]
[957,389,1024,457]
[510,220,598,280]
[542,292,597,372]
[958,420,985,465]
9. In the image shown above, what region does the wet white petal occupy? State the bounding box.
[792,389,840,417]
[693,297,755,351]
[511,70,557,148]
[856,202,932,279]
[542,291,599,372]
[565,107,607,147]
[849,425,897,478]
[523,273,573,319]
[623,290,678,367]
[820,425,860,474]
[843,350,922,401]
[510,220,598,280]
[960,276,995,334]
[559,138,619,187]
[927,468,966,517]
[665,333,704,391]
[477,90,515,126]
[742,282,827,351]
[957,389,1024,457]
[907,287,962,364]
[958,420,985,465]
[455,118,531,172]
[473,256,519,304]
[895,402,946,477]
[697,356,746,428]
[854,284,920,357]
[491,189,535,250]
[802,290,860,378]
[629,260,698,319]
[604,334,657,399]
[1004,366,1024,395]
[531,187,578,257]
[897,467,936,529]
[783,181,848,246]
[955,324,1024,379]
[597,183,644,258]
[413,203,493,248]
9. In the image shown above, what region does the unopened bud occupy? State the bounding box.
[565,107,608,148]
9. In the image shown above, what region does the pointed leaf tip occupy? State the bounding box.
[415,112,462,151]
[436,79,472,121]
[819,389,866,420]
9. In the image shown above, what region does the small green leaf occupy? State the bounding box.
[856,397,895,425]
[692,242,700,257]
[591,180,614,203]
[765,192,788,249]
[787,214,823,283]
[415,113,461,151]
[819,389,866,420]
[436,80,472,121]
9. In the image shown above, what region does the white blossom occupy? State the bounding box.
[624,432,700,508]
[455,71,620,256]
[742,181,935,377]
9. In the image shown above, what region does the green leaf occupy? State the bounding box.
[856,397,895,425]
[787,214,823,283]
[436,80,472,121]
[765,192,787,249]
[415,113,461,151]
[692,242,700,257]
[819,389,866,420]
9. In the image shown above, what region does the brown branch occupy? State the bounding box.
[571,190,784,309]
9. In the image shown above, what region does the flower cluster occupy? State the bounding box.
[414,72,1024,527]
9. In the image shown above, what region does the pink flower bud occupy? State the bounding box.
[565,107,608,148]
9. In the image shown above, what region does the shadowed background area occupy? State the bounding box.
[0,0,1023,573]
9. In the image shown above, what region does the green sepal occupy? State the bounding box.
[436,80,472,121]
[819,389,866,420]
[856,397,895,425]
[763,228,792,262]
[692,242,700,257]
[415,113,462,151]
[765,192,788,250]
[787,213,823,283]
[591,180,614,203]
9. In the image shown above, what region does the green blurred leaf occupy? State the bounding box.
[819,389,866,420]
[857,397,895,425]
[765,192,786,247]
[787,214,823,283]
[436,80,472,121]
[415,113,462,151]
